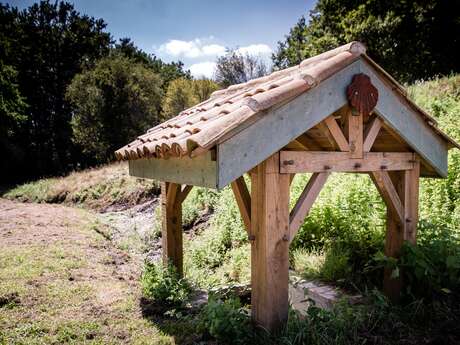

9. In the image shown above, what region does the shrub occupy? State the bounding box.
[198,296,252,344]
[141,261,191,307]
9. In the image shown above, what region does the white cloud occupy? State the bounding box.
[236,44,272,56]
[158,39,225,59]
[189,61,216,79]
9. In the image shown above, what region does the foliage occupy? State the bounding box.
[141,261,191,307]
[66,54,163,161]
[161,78,219,120]
[198,295,252,345]
[215,49,269,87]
[273,0,460,83]
[114,37,191,91]
[0,2,190,182]
[0,61,27,176]
[0,1,111,181]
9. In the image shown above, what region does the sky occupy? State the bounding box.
[7,0,316,78]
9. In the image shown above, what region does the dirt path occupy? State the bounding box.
[0,199,174,344]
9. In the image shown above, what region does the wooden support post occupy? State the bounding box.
[161,182,184,276]
[370,159,420,301]
[347,109,363,158]
[250,153,290,332]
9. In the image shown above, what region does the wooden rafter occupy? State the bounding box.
[363,116,383,152]
[324,116,349,151]
[370,171,404,224]
[231,176,251,234]
[289,172,330,242]
[280,151,416,173]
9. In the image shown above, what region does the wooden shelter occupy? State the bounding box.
[116,42,459,332]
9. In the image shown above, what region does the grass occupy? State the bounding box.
[0,200,177,345]
[3,162,160,211]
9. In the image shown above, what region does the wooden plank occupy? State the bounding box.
[161,182,183,276]
[363,116,382,152]
[250,154,290,332]
[370,171,404,225]
[289,172,329,241]
[129,151,217,188]
[231,176,251,234]
[347,108,363,158]
[403,160,420,244]
[324,116,350,151]
[217,60,361,189]
[360,60,448,177]
[280,151,416,173]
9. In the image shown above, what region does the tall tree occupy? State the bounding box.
[161,78,219,120]
[273,0,460,83]
[215,49,269,87]
[0,1,111,179]
[66,55,163,162]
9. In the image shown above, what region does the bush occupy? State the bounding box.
[141,262,191,307]
[198,296,252,344]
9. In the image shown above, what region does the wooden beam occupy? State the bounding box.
[250,153,290,332]
[161,182,183,276]
[129,151,217,188]
[231,176,251,234]
[403,160,420,244]
[280,151,416,173]
[347,109,363,158]
[324,116,349,152]
[370,171,404,225]
[363,116,383,152]
[177,185,193,204]
[289,172,329,242]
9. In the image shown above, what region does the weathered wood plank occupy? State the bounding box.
[403,160,420,244]
[363,116,383,152]
[231,176,251,234]
[360,60,448,176]
[217,60,361,188]
[280,151,416,173]
[289,172,329,242]
[129,151,217,188]
[324,116,350,151]
[250,154,290,332]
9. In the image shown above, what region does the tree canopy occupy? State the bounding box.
[162,79,219,120]
[66,55,163,162]
[0,1,189,182]
[273,0,460,83]
[215,49,269,87]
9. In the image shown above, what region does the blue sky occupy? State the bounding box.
[8,0,316,78]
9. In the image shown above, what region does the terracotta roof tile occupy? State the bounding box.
[115,41,459,161]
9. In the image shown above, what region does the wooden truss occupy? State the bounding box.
[160,107,420,332]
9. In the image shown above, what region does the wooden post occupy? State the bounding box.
[161,181,183,276]
[380,161,420,301]
[250,153,290,332]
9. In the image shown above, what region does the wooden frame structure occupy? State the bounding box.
[117,43,459,333]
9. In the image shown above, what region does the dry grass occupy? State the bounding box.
[3,162,160,211]
[0,199,175,345]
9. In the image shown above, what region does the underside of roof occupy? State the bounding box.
[116,42,459,185]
